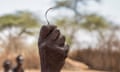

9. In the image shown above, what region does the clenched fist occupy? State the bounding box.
[38,25,69,72]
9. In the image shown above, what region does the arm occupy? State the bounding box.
[38,25,69,72]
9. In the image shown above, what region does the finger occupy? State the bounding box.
[64,45,69,56]
[50,45,65,55]
[47,29,60,41]
[56,35,65,46]
[51,45,69,57]
[40,25,56,39]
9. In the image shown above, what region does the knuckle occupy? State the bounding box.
[39,42,47,49]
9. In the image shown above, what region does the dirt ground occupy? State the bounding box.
[25,58,108,72]
[25,69,107,72]
[0,69,107,72]
[0,58,108,72]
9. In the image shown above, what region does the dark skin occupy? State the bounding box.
[3,60,12,72]
[38,25,69,72]
[13,62,24,72]
[13,55,24,72]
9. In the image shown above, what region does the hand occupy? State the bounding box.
[38,25,69,72]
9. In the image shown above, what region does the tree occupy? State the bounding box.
[55,17,80,46]
[81,14,109,30]
[55,14,110,48]
[50,0,101,45]
[53,0,100,22]
[0,11,40,35]
[80,14,110,48]
[0,11,40,52]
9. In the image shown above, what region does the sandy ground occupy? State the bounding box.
[0,69,107,72]
[25,69,107,72]
[0,58,108,72]
[25,58,108,72]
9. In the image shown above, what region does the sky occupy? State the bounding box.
[0,0,120,24]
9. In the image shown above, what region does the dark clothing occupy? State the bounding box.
[3,70,12,72]
[13,67,24,72]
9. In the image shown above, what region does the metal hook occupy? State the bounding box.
[45,7,56,25]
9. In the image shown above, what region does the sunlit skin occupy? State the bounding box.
[38,25,69,72]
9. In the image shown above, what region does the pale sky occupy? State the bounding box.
[0,0,120,24]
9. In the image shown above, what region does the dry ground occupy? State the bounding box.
[26,69,107,72]
[0,58,108,72]
[0,69,107,72]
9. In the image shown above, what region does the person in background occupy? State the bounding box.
[13,55,24,72]
[38,25,69,72]
[3,60,12,72]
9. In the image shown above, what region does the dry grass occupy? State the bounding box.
[0,49,40,70]
[69,48,120,72]
[0,50,107,72]
[0,43,113,72]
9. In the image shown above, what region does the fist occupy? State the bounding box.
[38,25,69,72]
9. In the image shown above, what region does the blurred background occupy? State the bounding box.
[0,0,120,72]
